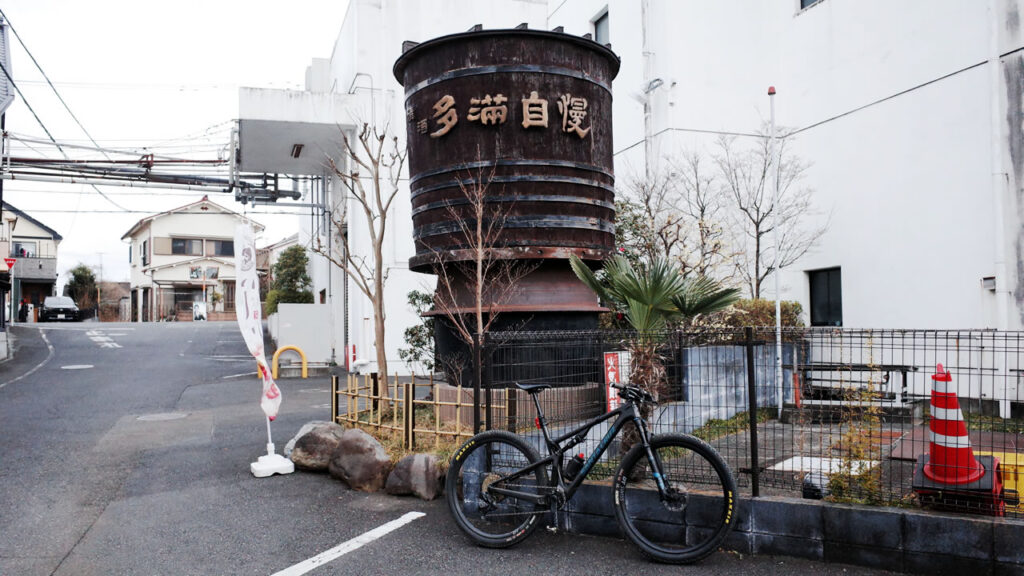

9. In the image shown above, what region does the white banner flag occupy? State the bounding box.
[235,223,282,420]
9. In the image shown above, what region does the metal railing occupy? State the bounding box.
[476,328,1024,518]
[330,328,1024,518]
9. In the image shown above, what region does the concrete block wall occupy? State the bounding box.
[562,488,1024,574]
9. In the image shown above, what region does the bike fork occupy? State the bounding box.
[636,419,670,495]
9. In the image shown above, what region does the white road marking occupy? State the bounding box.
[61,365,94,370]
[271,511,426,576]
[222,372,258,379]
[0,331,54,389]
[90,336,113,342]
[98,342,122,349]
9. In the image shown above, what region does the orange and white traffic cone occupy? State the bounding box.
[923,363,984,485]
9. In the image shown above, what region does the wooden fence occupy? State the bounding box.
[331,374,605,451]
[331,373,480,450]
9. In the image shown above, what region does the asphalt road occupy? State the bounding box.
[0,322,899,576]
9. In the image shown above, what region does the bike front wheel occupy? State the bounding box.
[445,430,549,548]
[614,433,737,564]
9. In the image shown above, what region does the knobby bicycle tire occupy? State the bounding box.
[445,430,549,548]
[613,433,738,564]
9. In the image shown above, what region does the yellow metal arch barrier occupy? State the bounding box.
[272,345,308,379]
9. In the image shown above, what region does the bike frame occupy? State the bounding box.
[485,392,670,509]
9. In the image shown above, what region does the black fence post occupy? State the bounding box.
[371,372,380,415]
[473,339,482,434]
[745,326,760,498]
[483,338,493,432]
[507,388,518,432]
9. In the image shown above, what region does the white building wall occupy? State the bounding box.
[552,0,1024,330]
[286,0,1024,373]
[303,0,550,374]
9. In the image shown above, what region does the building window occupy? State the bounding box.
[12,241,36,257]
[800,0,823,9]
[808,267,842,326]
[209,240,234,257]
[593,10,609,45]
[141,240,149,266]
[172,238,203,256]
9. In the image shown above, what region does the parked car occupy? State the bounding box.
[38,296,81,322]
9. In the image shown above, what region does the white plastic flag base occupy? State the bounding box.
[251,443,294,478]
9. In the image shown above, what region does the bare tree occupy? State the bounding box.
[616,155,734,281]
[715,131,826,298]
[672,151,734,279]
[429,163,534,350]
[313,122,407,388]
[617,169,685,266]
[425,162,535,429]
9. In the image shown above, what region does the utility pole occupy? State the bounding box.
[97,254,102,321]
[769,86,783,418]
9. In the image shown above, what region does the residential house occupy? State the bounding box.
[121,196,265,322]
[257,233,299,300]
[2,202,61,320]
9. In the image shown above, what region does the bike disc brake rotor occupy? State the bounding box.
[662,482,688,513]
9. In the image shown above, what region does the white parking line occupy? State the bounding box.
[271,511,426,576]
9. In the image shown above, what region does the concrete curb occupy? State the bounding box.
[561,486,1024,574]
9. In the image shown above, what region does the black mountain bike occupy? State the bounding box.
[445,381,737,564]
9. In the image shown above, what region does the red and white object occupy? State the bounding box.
[924,363,983,485]
[235,223,293,478]
[604,351,630,412]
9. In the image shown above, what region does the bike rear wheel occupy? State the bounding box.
[446,430,549,548]
[614,433,737,564]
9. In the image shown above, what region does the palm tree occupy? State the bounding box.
[569,253,740,449]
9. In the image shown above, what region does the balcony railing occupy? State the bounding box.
[10,256,57,281]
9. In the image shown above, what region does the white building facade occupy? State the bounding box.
[239,0,1024,377]
[550,0,1024,330]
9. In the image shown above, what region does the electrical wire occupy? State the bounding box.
[0,8,110,160]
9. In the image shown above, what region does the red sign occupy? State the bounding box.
[4,258,15,270]
[604,351,629,412]
[604,352,621,385]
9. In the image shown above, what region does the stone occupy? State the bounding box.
[284,421,334,457]
[290,422,346,471]
[386,454,443,500]
[328,428,392,491]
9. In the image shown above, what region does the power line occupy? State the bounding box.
[0,8,108,159]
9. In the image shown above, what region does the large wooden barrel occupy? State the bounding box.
[394,28,620,288]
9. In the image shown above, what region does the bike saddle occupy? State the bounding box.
[514,382,552,394]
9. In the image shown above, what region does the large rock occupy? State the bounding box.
[328,428,392,491]
[386,453,443,500]
[290,422,346,471]
[284,421,334,457]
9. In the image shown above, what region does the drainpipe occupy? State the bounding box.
[988,0,1010,330]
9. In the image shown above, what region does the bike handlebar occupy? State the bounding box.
[612,382,656,404]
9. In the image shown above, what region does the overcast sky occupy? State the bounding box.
[2,0,350,288]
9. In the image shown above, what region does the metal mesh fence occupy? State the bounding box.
[479,328,1024,518]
